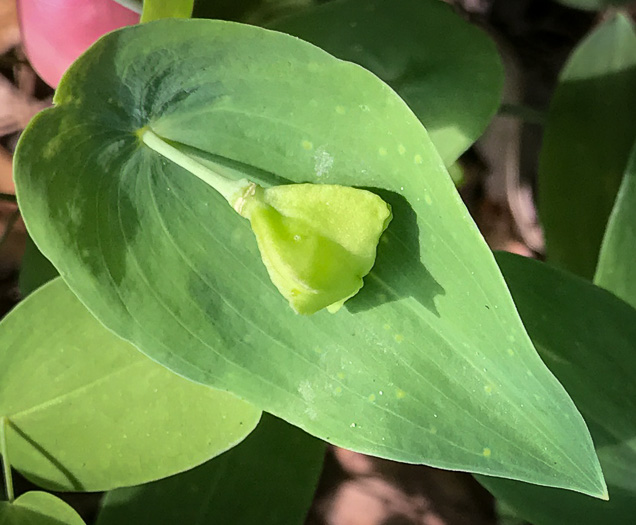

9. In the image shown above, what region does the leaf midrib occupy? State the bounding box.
[6,361,145,422]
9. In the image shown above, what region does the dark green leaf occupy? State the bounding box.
[478,252,636,524]
[0,279,261,491]
[594,141,636,308]
[191,0,262,20]
[0,492,84,525]
[269,0,504,165]
[96,415,325,525]
[538,14,636,279]
[15,19,604,495]
[18,236,58,297]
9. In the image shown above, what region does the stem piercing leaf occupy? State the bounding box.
[141,129,392,314]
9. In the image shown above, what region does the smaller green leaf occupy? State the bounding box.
[140,0,193,23]
[0,492,85,525]
[0,279,261,491]
[595,141,636,308]
[96,415,325,525]
[238,183,391,314]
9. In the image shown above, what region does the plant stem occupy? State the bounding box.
[141,129,251,206]
[1,417,14,502]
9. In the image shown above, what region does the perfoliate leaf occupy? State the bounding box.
[15,19,605,496]
[0,279,260,491]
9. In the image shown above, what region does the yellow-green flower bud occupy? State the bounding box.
[235,183,392,315]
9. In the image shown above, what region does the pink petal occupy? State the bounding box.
[18,0,139,87]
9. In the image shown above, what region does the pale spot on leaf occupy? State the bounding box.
[314,147,334,177]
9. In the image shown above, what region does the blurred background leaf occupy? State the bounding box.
[269,0,504,166]
[538,14,636,279]
[594,140,636,308]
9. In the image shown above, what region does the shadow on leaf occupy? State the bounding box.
[346,188,444,316]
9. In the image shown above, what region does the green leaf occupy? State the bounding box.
[15,19,605,496]
[477,252,636,524]
[555,0,635,10]
[538,14,636,279]
[191,0,263,21]
[0,492,85,525]
[0,278,261,491]
[594,141,636,308]
[269,0,503,166]
[19,236,59,297]
[96,415,325,525]
[140,0,193,23]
